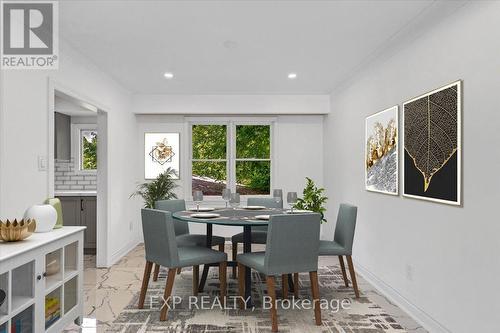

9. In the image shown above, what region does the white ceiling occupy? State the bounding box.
[59,0,466,94]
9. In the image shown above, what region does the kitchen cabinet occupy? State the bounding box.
[54,112,71,160]
[58,196,96,254]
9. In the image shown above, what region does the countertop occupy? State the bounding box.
[55,191,97,197]
[0,226,86,262]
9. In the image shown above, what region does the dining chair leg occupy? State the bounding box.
[160,268,177,321]
[281,274,289,299]
[218,243,225,253]
[232,242,238,279]
[237,263,245,309]
[309,271,322,325]
[346,255,360,298]
[138,261,153,309]
[177,267,182,275]
[293,273,299,298]
[338,255,349,287]
[266,276,278,332]
[219,261,227,306]
[153,263,160,282]
[192,265,199,296]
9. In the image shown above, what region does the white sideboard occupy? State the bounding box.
[0,227,85,333]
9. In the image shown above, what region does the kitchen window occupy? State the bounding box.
[72,124,97,172]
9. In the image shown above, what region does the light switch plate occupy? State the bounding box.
[38,156,47,171]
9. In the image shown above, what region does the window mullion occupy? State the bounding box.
[229,121,236,192]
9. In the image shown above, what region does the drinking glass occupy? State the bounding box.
[273,189,283,206]
[193,190,203,212]
[222,188,231,208]
[287,191,298,213]
[229,193,240,217]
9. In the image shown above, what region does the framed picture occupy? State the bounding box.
[144,133,180,180]
[403,80,461,205]
[365,105,399,195]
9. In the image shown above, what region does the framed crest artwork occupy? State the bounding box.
[144,133,180,179]
[403,81,461,205]
[365,106,399,195]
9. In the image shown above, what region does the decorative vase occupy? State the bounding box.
[0,219,36,241]
[24,204,57,232]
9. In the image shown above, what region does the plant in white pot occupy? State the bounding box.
[294,177,328,223]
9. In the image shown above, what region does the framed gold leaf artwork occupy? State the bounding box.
[365,106,398,195]
[144,133,180,180]
[403,81,461,205]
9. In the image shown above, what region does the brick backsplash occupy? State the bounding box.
[55,159,97,191]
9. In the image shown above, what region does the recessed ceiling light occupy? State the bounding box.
[163,72,174,79]
[223,40,238,49]
[288,73,297,79]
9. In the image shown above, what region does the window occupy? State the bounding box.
[81,130,97,170]
[72,124,97,172]
[192,124,228,195]
[191,121,272,196]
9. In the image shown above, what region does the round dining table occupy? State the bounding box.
[173,207,294,305]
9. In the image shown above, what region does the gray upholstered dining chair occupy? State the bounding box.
[231,197,282,278]
[138,209,227,321]
[319,203,359,298]
[154,199,226,280]
[237,213,322,332]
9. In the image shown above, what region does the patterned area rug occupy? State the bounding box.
[107,265,407,332]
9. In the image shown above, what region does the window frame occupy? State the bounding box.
[187,117,276,200]
[71,123,97,174]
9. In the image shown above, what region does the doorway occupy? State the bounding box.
[48,81,109,268]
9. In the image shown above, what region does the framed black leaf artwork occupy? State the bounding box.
[403,81,461,205]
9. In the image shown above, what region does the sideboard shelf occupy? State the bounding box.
[0,227,85,333]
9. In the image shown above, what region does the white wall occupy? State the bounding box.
[133,94,329,115]
[135,114,324,238]
[323,2,500,332]
[0,41,139,266]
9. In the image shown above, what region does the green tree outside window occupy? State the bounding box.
[82,130,97,170]
[191,124,270,195]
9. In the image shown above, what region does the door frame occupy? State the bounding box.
[48,78,109,267]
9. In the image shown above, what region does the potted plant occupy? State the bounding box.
[293,177,328,223]
[131,168,179,208]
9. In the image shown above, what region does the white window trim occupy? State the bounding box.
[186,117,276,201]
[71,123,97,175]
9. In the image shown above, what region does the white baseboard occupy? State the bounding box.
[108,239,141,267]
[354,260,451,333]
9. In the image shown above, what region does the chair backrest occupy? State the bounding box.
[141,208,179,268]
[333,203,358,253]
[247,197,283,209]
[248,197,283,231]
[44,198,63,228]
[264,213,321,275]
[155,199,189,236]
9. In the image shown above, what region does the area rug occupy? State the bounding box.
[107,265,407,332]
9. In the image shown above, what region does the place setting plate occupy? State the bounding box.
[190,213,221,219]
[188,207,216,212]
[242,205,267,210]
[285,209,312,214]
